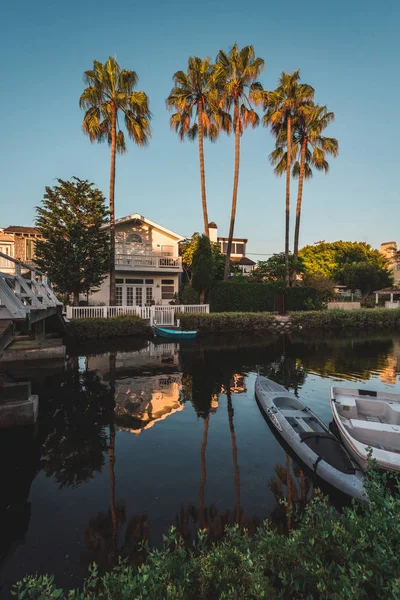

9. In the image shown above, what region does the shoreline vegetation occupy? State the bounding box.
[12,469,400,599]
[67,309,400,340]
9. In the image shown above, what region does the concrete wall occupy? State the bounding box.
[327,302,361,310]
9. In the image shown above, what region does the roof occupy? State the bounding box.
[4,226,40,235]
[111,214,185,241]
[374,288,400,294]
[0,230,14,242]
[218,236,248,243]
[231,256,256,266]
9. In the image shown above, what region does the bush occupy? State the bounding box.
[209,282,324,312]
[179,284,200,305]
[290,308,400,330]
[12,469,400,599]
[68,316,152,340]
[179,312,276,333]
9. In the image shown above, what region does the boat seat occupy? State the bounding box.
[348,419,400,434]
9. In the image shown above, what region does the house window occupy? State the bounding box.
[126,286,134,306]
[26,238,35,260]
[161,245,174,257]
[136,287,143,306]
[221,242,245,255]
[126,233,143,244]
[235,243,244,255]
[161,279,175,300]
[116,286,123,306]
[145,279,154,284]
[126,278,144,284]
[146,287,153,304]
[223,242,228,253]
[116,278,124,284]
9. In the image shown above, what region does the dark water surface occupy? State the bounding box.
[1,333,399,596]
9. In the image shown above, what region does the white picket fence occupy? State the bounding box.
[66,304,209,326]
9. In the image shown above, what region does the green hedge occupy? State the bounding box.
[290,308,400,330]
[12,469,400,599]
[209,282,323,312]
[179,312,276,333]
[68,316,152,340]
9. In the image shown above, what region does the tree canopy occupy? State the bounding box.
[34,178,111,305]
[252,253,304,283]
[191,235,214,303]
[299,241,390,281]
[341,262,393,299]
[180,234,228,283]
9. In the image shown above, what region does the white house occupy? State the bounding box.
[91,214,184,306]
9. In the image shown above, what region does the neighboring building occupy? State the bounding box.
[0,226,41,273]
[380,241,400,286]
[91,214,184,306]
[208,222,255,275]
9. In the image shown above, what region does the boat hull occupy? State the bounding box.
[154,326,197,340]
[255,376,366,502]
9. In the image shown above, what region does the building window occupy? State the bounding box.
[126,286,134,306]
[161,279,174,285]
[146,287,153,304]
[136,287,143,306]
[145,279,154,284]
[126,278,144,284]
[26,238,35,260]
[116,278,124,284]
[235,243,244,255]
[161,245,174,257]
[161,286,174,300]
[126,233,143,244]
[221,242,245,255]
[116,286,123,306]
[222,242,228,253]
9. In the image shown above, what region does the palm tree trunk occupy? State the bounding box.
[199,414,209,528]
[109,103,117,306]
[198,100,209,238]
[224,99,240,280]
[227,386,241,525]
[285,116,292,288]
[293,137,307,279]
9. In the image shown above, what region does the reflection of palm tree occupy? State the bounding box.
[109,353,117,556]
[226,386,241,525]
[268,458,312,533]
[199,415,209,528]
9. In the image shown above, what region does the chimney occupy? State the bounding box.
[208,222,218,243]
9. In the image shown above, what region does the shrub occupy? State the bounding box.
[290,308,400,330]
[68,316,152,340]
[179,284,200,305]
[179,312,276,333]
[209,282,324,312]
[12,469,400,599]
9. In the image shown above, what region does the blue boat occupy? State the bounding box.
[154,326,197,340]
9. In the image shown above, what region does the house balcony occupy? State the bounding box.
[115,253,182,272]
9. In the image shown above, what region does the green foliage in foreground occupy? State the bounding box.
[68,316,152,340]
[290,308,400,330]
[12,470,400,599]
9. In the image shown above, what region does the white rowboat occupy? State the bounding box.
[255,376,366,501]
[330,386,400,472]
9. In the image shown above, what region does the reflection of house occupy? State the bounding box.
[380,241,400,286]
[221,374,247,394]
[91,214,184,306]
[380,340,400,385]
[208,222,255,275]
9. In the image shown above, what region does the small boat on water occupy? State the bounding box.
[153,326,197,340]
[255,376,366,501]
[330,386,400,472]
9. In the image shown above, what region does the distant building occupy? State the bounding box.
[0,226,41,273]
[380,241,400,286]
[208,222,255,275]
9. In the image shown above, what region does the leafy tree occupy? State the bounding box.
[34,178,111,306]
[80,57,151,305]
[252,253,304,283]
[263,71,314,286]
[192,235,213,303]
[180,234,229,283]
[216,44,264,280]
[299,241,391,281]
[302,273,336,301]
[166,57,229,237]
[342,262,393,300]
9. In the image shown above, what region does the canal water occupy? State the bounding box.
[1,333,399,596]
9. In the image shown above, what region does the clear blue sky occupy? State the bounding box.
[1,0,398,258]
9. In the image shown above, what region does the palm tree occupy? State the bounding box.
[80,57,151,305]
[216,44,264,280]
[269,104,338,273]
[166,57,228,238]
[263,71,314,287]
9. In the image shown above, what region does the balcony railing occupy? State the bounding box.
[115,254,182,270]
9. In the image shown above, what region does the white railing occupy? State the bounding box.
[115,254,182,270]
[66,304,209,324]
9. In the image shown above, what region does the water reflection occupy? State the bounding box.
[0,333,399,597]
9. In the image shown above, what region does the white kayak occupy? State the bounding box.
[330,386,400,472]
[255,376,366,501]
